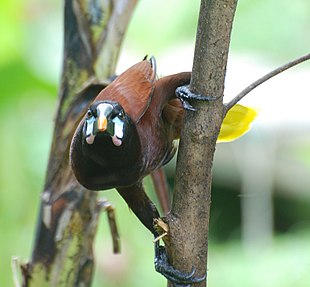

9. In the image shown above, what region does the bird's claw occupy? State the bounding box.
[175,85,221,111]
[154,241,206,287]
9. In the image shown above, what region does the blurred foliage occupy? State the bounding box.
[0,0,310,286]
[124,0,310,59]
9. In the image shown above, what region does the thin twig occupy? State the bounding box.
[97,198,121,254]
[225,53,310,112]
[153,232,168,243]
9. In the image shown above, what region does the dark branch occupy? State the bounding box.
[225,53,310,112]
[167,1,238,286]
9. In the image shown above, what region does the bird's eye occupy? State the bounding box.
[86,110,92,118]
[118,111,124,118]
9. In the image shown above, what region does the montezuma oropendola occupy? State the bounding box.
[70,56,257,286]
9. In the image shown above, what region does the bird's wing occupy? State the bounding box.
[162,98,185,139]
[150,168,171,215]
[94,57,157,122]
[154,72,191,139]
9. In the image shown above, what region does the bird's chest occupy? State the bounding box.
[82,133,142,189]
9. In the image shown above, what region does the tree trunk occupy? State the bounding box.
[20,1,137,286]
[166,0,238,286]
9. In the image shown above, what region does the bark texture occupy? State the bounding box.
[167,1,238,286]
[20,1,137,286]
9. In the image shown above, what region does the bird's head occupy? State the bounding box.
[83,100,127,147]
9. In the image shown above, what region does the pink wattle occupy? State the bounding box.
[112,135,122,146]
[86,135,95,145]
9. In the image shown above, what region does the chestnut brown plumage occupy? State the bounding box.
[70,56,258,285]
[70,57,204,285]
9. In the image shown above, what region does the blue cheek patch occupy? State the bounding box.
[111,117,124,147]
[112,117,124,139]
[86,117,96,137]
[85,117,96,144]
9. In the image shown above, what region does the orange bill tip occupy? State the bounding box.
[98,115,108,131]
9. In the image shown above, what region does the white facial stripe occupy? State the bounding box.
[97,103,113,117]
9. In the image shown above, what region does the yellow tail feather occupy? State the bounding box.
[217,104,258,143]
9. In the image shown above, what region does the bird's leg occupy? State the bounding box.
[175,84,221,111]
[154,240,206,286]
[117,182,159,233]
[117,182,206,286]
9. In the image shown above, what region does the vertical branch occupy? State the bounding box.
[21,0,137,286]
[167,0,238,286]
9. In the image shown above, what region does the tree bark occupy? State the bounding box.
[166,0,238,286]
[20,1,137,286]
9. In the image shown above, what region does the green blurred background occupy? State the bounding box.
[1,0,310,286]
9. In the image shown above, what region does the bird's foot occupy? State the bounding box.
[175,85,221,111]
[154,241,206,287]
